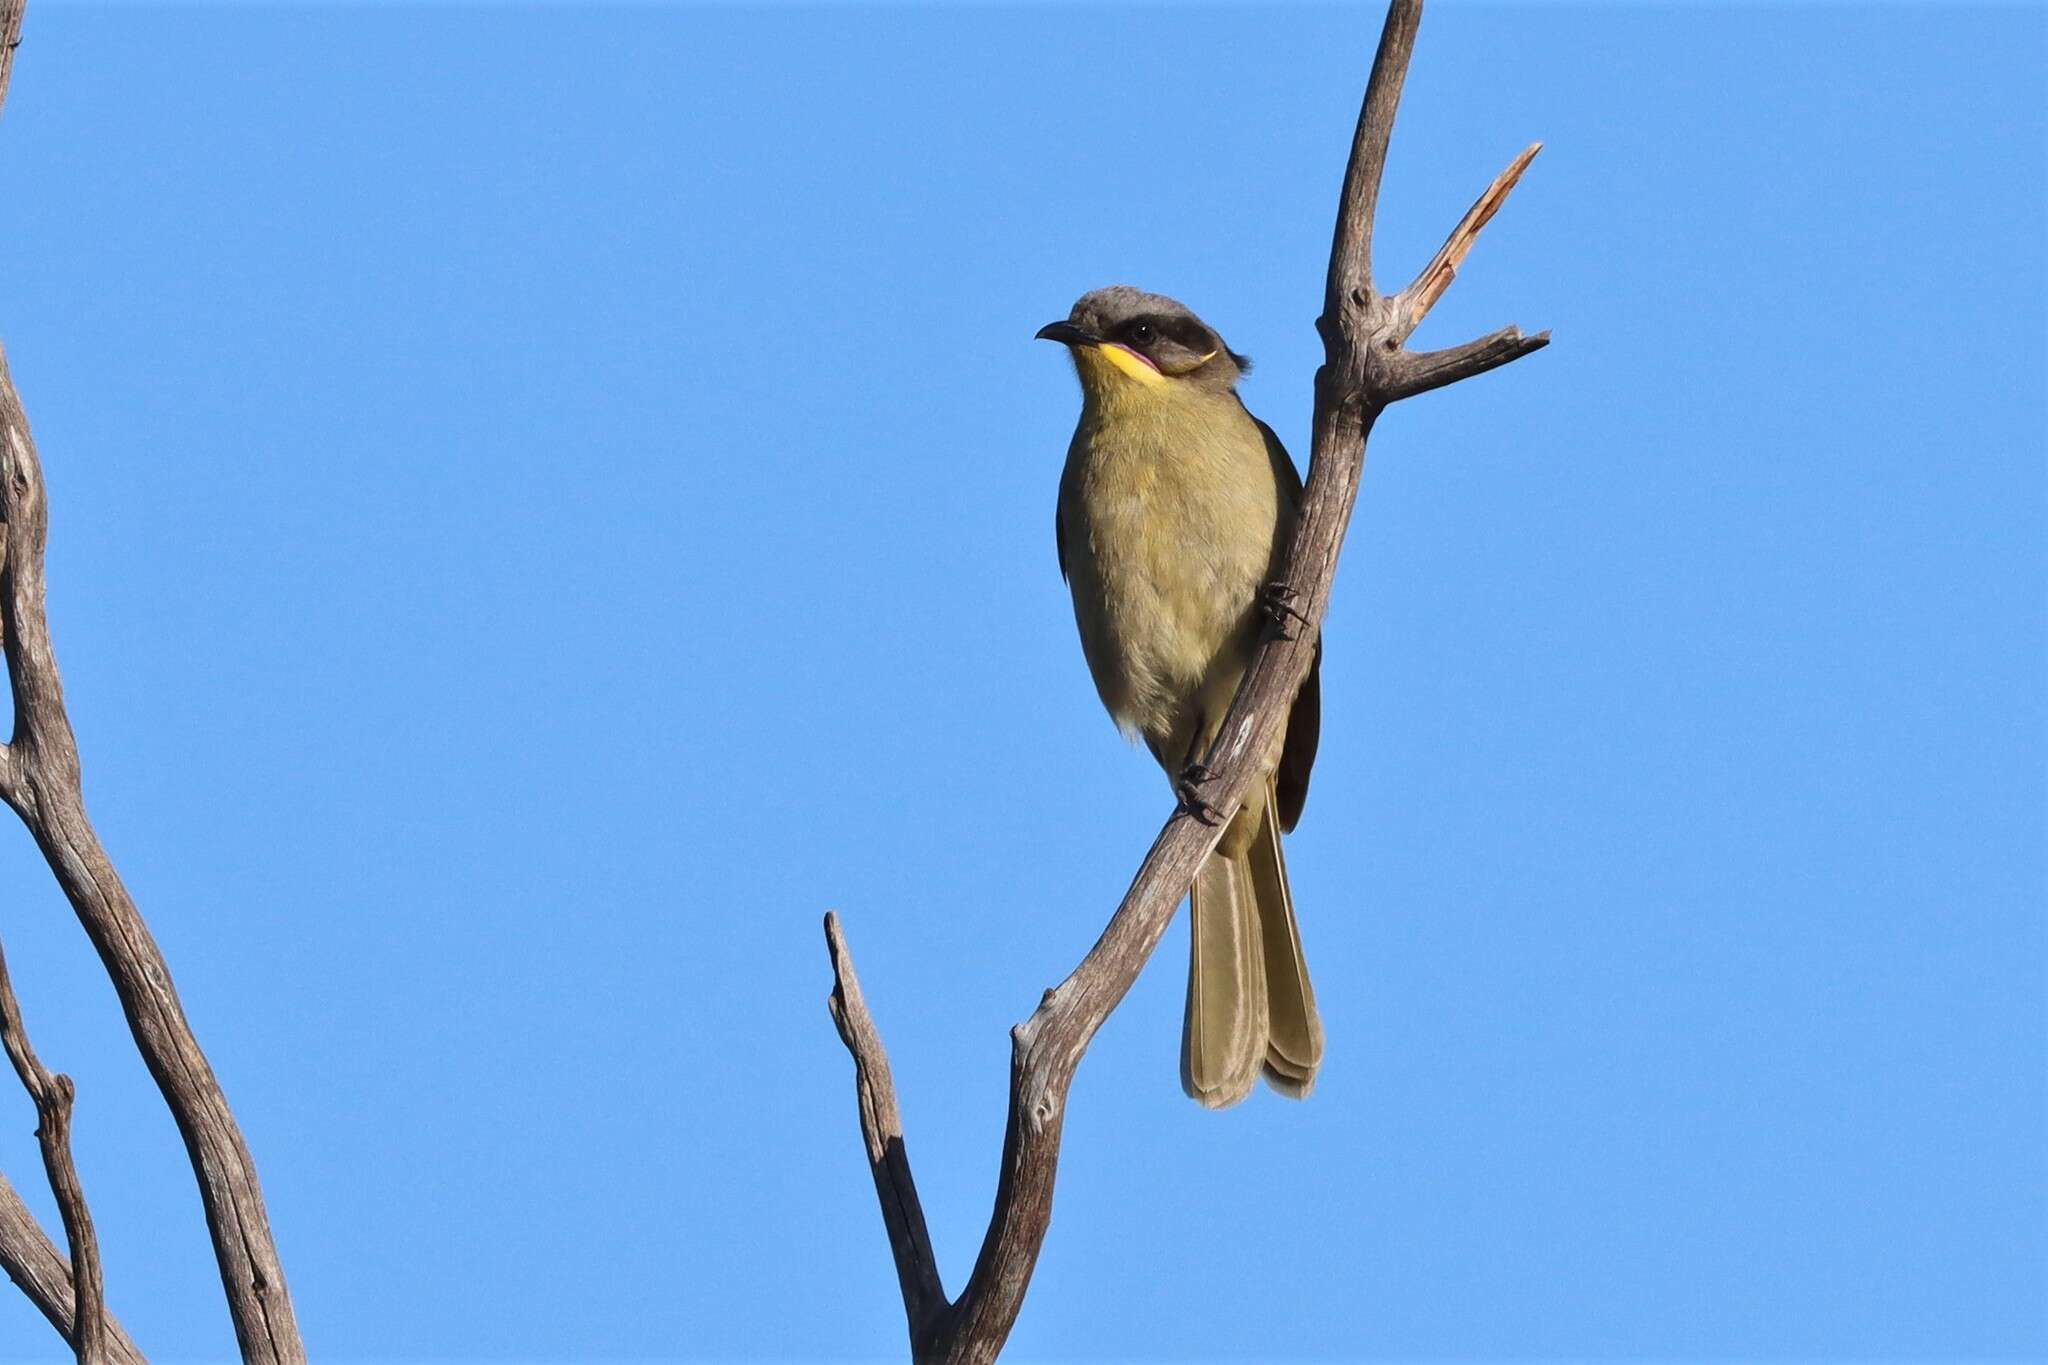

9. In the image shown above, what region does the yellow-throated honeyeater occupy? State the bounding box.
[1039,286,1324,1109]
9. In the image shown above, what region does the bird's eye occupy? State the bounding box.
[1128,322,1156,346]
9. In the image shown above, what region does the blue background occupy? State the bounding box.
[0,3,2041,1360]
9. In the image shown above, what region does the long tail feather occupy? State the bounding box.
[1182,851,1268,1109]
[1252,779,1323,1097]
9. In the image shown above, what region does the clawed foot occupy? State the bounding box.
[1177,762,1224,826]
[1260,581,1312,639]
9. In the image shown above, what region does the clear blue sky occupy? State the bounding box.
[0,3,2041,1361]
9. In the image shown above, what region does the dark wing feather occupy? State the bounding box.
[1249,410,1320,832]
[1252,412,1305,504]
[1277,641,1321,832]
[1055,504,1067,580]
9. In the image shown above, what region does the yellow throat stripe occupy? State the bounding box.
[1096,343,1168,387]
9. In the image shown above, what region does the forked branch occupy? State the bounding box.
[822,2,1547,1360]
[0,334,303,1365]
[0,3,304,1358]
[0,1173,145,1365]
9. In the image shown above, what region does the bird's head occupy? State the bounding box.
[1036,286,1250,399]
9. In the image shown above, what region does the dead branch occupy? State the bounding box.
[0,1173,145,1364]
[825,914,946,1339]
[0,0,19,117]
[0,341,304,1365]
[822,2,1546,1360]
[1402,142,1542,336]
[0,939,109,1363]
[0,4,305,1358]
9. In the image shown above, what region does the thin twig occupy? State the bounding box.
[0,1172,146,1364]
[825,912,947,1340]
[0,941,107,1363]
[0,5,305,1355]
[824,1,1547,1361]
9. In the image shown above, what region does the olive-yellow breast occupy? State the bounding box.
[1039,285,1326,1108]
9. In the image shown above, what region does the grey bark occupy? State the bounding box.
[0,940,112,1363]
[0,1172,145,1365]
[0,4,306,1358]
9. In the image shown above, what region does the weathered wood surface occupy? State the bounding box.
[0,4,305,1357]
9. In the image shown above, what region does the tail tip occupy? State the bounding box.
[1262,1059,1318,1101]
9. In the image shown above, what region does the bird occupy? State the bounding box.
[1038,285,1324,1109]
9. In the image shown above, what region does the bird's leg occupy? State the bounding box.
[1259,581,1312,640]
[1176,731,1225,827]
[1177,764,1225,826]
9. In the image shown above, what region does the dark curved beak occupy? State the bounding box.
[1035,320,1097,347]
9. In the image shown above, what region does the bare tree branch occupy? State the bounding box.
[1399,142,1542,337]
[0,0,20,119]
[1327,0,1423,305]
[0,6,306,1357]
[0,1172,145,1365]
[0,345,305,1365]
[824,913,946,1339]
[1392,323,1552,401]
[0,939,108,1363]
[824,1,1547,1360]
